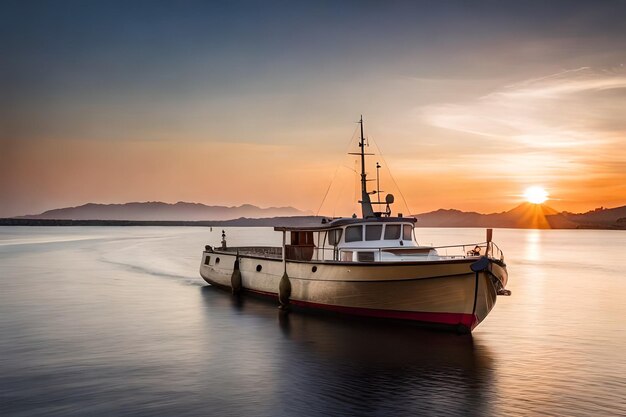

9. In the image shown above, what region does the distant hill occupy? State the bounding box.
[414,203,626,229]
[0,216,324,228]
[19,202,311,221]
[7,201,626,229]
[560,205,626,228]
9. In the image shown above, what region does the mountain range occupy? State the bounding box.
[8,201,626,229]
[19,202,311,221]
[413,203,626,229]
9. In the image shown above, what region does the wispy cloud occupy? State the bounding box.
[415,67,626,209]
[421,66,626,149]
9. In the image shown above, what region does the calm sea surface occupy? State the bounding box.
[1,226,625,416]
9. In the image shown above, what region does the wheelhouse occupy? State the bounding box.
[275,216,441,263]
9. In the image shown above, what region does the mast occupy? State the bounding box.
[376,162,381,204]
[358,116,374,218]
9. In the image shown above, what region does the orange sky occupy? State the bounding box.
[2,72,625,218]
[1,3,625,218]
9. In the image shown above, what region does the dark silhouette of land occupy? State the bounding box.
[2,201,625,229]
[0,217,324,228]
[412,203,626,230]
[17,201,310,221]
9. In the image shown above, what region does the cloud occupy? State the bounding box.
[421,66,626,149]
[413,67,626,209]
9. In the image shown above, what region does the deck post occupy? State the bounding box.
[279,230,291,310]
[282,231,286,267]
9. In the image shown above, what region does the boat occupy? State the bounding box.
[199,117,510,333]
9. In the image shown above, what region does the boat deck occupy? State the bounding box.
[219,246,282,259]
[207,241,505,265]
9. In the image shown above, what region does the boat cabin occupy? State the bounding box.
[277,216,438,263]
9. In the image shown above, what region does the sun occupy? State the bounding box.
[524,186,549,204]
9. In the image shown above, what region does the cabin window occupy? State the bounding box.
[341,251,353,261]
[365,224,383,241]
[384,224,401,240]
[327,229,343,246]
[291,231,314,245]
[204,255,211,265]
[345,225,363,242]
[357,251,375,262]
[403,225,413,241]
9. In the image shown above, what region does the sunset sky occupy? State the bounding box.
[2,1,625,218]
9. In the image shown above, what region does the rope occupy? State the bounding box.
[331,170,347,218]
[368,135,415,217]
[315,125,360,216]
[315,162,341,216]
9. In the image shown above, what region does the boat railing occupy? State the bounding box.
[487,241,505,262]
[427,241,505,261]
[216,246,283,258]
[311,241,505,262]
[212,242,505,263]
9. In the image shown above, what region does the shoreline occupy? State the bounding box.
[0,218,623,230]
[0,217,323,228]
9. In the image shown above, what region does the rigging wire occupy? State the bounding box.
[331,169,348,218]
[368,134,415,217]
[332,164,357,217]
[315,125,360,216]
[315,121,413,218]
[315,164,341,217]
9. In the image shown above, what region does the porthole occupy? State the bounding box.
[215,257,220,264]
[256,264,262,272]
[312,266,318,273]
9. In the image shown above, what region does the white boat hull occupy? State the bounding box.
[200,249,507,332]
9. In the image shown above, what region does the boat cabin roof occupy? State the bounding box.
[274,216,416,232]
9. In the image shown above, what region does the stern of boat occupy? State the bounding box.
[199,246,238,288]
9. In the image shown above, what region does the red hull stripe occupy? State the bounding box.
[244,288,478,329]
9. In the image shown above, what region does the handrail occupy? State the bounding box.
[311,240,505,262]
[431,241,486,249]
[211,241,505,263]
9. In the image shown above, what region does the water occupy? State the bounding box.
[1,226,625,416]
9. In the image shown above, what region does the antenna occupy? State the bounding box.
[359,115,366,199]
[347,116,374,218]
[376,162,381,204]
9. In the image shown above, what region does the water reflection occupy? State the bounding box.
[3,227,624,416]
[200,286,496,416]
[524,229,542,261]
